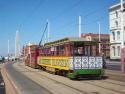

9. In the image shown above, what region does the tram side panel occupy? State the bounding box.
[37,56,104,79]
[37,56,70,71]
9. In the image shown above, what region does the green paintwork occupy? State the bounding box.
[67,69,104,79]
[44,37,101,47]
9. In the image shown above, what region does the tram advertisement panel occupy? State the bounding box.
[38,56,103,70]
[38,56,70,70]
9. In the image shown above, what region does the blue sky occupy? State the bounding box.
[0,0,119,56]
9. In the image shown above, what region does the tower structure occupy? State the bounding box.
[79,16,82,37]
[15,30,20,59]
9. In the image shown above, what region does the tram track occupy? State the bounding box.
[24,68,89,94]
[15,64,89,94]
[82,81,125,94]
[15,64,125,94]
[31,69,125,94]
[100,80,125,87]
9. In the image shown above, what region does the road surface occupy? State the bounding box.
[5,62,52,94]
[13,62,125,94]
[106,60,121,71]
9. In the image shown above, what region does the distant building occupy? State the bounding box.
[109,3,125,60]
[81,33,110,58]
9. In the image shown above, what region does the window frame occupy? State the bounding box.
[112,32,115,40]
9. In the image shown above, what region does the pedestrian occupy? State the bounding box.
[102,53,106,69]
[2,57,5,63]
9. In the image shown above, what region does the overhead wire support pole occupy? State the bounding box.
[120,0,125,73]
[79,16,82,37]
[8,40,9,61]
[121,0,124,48]
[98,21,101,55]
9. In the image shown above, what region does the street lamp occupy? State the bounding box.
[120,0,125,73]
[8,40,9,61]
[98,21,101,54]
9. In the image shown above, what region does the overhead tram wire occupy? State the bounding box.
[19,0,45,29]
[57,14,106,34]
[17,0,45,47]
[19,0,117,31]
[83,0,118,18]
[50,0,117,24]
[55,0,118,32]
[19,0,117,44]
[30,0,118,44]
[39,22,48,46]
[51,0,82,22]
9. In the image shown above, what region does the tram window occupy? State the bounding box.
[56,46,59,56]
[74,47,83,56]
[84,45,96,56]
[46,48,51,56]
[42,49,46,56]
[60,46,64,56]
[74,48,78,55]
[84,46,88,56]
[39,49,43,56]
[65,46,69,56]
[70,46,74,56]
[50,47,54,56]
[31,53,34,57]
[51,51,54,56]
[78,47,83,55]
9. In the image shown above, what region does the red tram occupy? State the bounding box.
[24,37,104,79]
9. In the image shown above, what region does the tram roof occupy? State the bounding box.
[44,37,101,47]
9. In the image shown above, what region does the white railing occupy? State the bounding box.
[70,56,103,70]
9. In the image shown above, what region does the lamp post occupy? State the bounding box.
[120,0,125,73]
[79,16,82,38]
[8,40,9,61]
[98,21,101,55]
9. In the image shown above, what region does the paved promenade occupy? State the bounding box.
[0,63,19,94]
